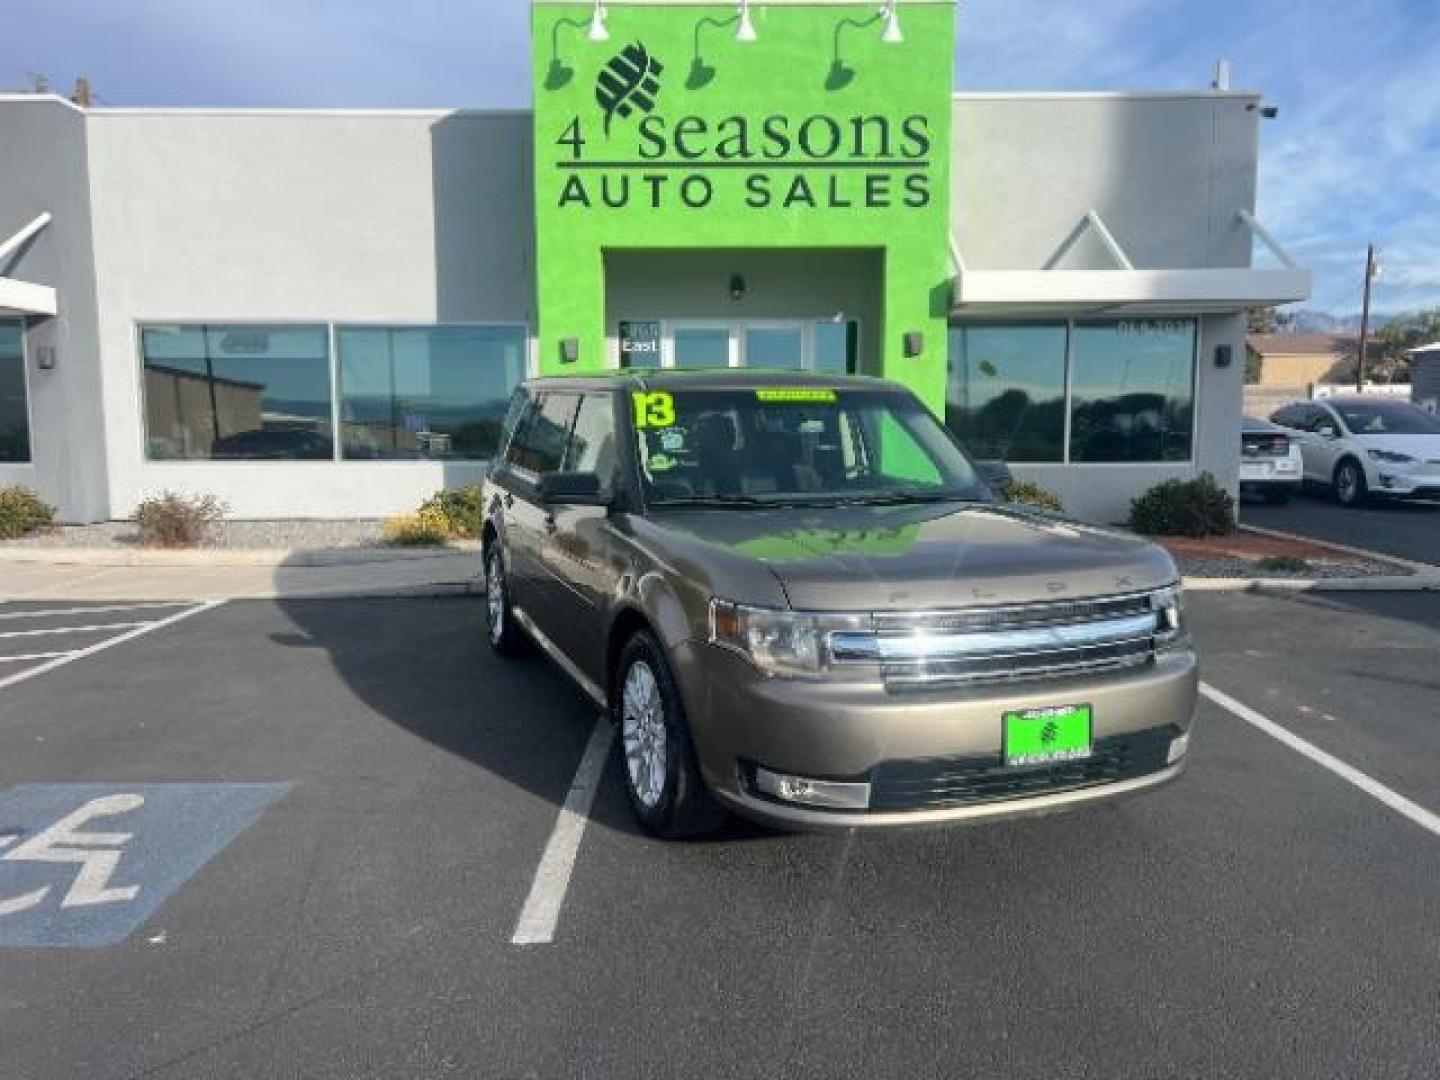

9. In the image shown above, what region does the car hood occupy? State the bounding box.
[638,502,1177,611]
[1352,433,1440,460]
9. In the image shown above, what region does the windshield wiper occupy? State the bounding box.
[650,495,779,509]
[806,491,982,507]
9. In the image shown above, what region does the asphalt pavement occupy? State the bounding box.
[0,594,1437,1079]
[1241,488,1440,566]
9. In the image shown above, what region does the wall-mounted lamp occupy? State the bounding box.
[1214,344,1234,369]
[560,337,580,363]
[587,0,609,43]
[881,1,904,44]
[736,0,757,42]
[903,331,924,358]
[729,274,747,301]
[36,344,56,371]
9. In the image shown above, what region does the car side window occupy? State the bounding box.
[498,388,531,464]
[1270,406,1301,429]
[509,392,578,476]
[564,393,619,488]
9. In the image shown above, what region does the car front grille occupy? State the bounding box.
[853,592,1162,692]
[867,725,1178,812]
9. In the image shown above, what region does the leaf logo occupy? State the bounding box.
[596,41,664,135]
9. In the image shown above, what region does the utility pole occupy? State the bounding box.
[1355,243,1377,392]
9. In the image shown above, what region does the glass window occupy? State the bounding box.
[744,326,804,371]
[510,392,577,475]
[1069,319,1196,463]
[814,321,858,375]
[0,321,28,463]
[337,325,527,460]
[141,324,332,460]
[1331,400,1440,435]
[947,325,1067,462]
[564,394,619,486]
[672,327,730,369]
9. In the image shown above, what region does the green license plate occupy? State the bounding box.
[1003,705,1093,768]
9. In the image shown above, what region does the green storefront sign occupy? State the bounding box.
[531,1,956,410]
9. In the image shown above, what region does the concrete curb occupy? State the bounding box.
[1183,574,1440,593]
[223,579,485,600]
[0,544,479,568]
[1236,523,1438,576]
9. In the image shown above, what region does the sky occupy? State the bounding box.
[4,0,1436,318]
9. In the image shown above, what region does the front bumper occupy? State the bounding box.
[672,641,1198,830]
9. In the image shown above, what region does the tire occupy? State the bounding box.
[1262,487,1290,505]
[613,631,727,838]
[1333,458,1369,508]
[483,544,527,656]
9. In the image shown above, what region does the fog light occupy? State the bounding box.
[754,766,870,810]
[1166,733,1190,765]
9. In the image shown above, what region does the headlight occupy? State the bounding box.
[709,600,872,678]
[1367,448,1415,464]
[1151,583,1188,651]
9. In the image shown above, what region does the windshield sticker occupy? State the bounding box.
[633,391,676,428]
[755,389,838,404]
[647,453,675,472]
[659,429,686,452]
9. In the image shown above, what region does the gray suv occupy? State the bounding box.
[482,371,1196,837]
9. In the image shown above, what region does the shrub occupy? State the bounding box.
[1128,473,1236,538]
[0,485,56,540]
[417,484,482,539]
[1256,554,1310,574]
[1002,480,1065,513]
[383,507,450,546]
[133,491,227,548]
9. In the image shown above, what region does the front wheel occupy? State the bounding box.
[1334,459,1369,507]
[483,546,527,656]
[613,632,727,839]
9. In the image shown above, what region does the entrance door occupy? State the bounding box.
[640,319,856,372]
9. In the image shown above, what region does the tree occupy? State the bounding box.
[1377,308,1440,383]
[1247,307,1295,335]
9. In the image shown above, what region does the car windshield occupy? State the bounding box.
[630,386,991,506]
[1332,401,1440,435]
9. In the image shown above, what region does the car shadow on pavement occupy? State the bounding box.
[273,593,778,843]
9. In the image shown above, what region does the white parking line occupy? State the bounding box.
[511,717,615,946]
[0,602,192,621]
[0,602,222,692]
[0,622,149,639]
[0,652,73,664]
[1200,681,1440,840]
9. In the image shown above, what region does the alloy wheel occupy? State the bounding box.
[621,660,668,808]
[486,553,505,644]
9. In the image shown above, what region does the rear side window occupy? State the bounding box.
[564,393,619,487]
[498,388,530,462]
[508,392,578,475]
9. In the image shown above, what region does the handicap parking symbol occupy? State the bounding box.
[0,783,288,948]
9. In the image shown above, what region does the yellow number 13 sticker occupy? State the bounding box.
[632,391,676,429]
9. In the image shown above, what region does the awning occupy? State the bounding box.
[0,212,58,317]
[950,209,1311,317]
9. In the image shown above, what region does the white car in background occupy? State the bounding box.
[1239,417,1304,503]
[1269,397,1440,507]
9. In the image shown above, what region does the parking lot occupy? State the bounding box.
[1,592,1437,1079]
[1242,487,1440,566]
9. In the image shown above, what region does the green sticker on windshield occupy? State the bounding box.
[648,453,675,472]
[633,391,676,428]
[755,389,837,404]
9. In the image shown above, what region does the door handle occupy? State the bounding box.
[544,512,557,534]
[503,491,514,509]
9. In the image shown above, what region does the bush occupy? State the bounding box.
[0,485,56,540]
[383,507,450,546]
[1256,554,1310,573]
[1002,480,1065,513]
[1128,473,1236,538]
[133,491,227,548]
[417,485,482,539]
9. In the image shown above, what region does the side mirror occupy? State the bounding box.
[1317,424,1338,439]
[975,460,1014,491]
[537,470,608,506]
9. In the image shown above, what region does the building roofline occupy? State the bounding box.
[85,106,529,118]
[0,93,85,112]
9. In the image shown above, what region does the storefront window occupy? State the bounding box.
[0,321,28,463]
[141,325,333,460]
[336,325,527,459]
[1069,320,1195,463]
[946,325,1067,462]
[814,321,858,375]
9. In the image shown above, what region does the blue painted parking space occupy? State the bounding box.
[0,783,289,948]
